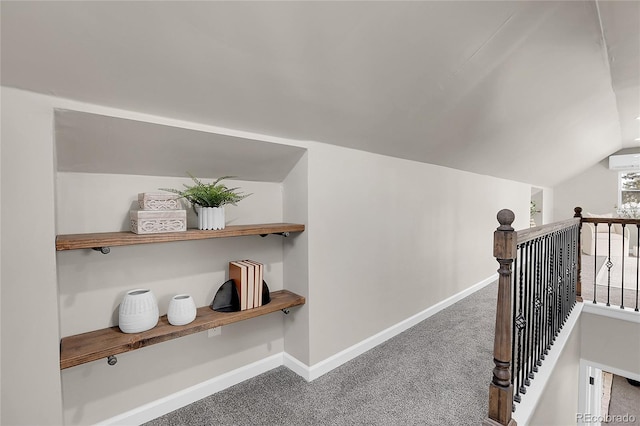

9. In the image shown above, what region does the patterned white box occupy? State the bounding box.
[138,192,182,210]
[130,210,187,234]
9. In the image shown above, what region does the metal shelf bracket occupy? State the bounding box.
[92,247,111,254]
[260,232,290,238]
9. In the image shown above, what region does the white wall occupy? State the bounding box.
[580,311,640,376]
[528,316,582,426]
[553,159,619,222]
[1,87,533,424]
[283,153,310,364]
[541,187,554,225]
[531,188,543,226]
[553,150,640,248]
[0,85,3,422]
[305,142,530,363]
[1,88,64,424]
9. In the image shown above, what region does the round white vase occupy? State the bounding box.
[196,206,225,230]
[118,289,159,333]
[167,294,197,326]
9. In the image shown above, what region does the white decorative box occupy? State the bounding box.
[138,192,182,210]
[130,210,187,234]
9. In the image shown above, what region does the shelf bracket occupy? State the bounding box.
[260,232,290,238]
[107,355,117,366]
[281,308,290,315]
[92,247,111,254]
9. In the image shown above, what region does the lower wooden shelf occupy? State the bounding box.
[60,290,305,370]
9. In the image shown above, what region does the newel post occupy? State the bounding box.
[483,210,517,426]
[574,207,583,302]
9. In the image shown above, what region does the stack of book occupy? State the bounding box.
[228,260,264,311]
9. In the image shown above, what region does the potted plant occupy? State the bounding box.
[161,174,250,230]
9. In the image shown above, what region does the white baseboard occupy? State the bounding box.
[286,274,498,381]
[97,353,283,426]
[98,274,497,424]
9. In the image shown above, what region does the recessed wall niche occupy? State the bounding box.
[53,109,309,425]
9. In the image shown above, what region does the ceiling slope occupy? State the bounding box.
[597,1,640,149]
[1,1,636,187]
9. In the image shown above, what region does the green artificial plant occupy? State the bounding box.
[161,174,250,208]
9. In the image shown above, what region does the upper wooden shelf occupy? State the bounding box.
[60,290,305,369]
[56,223,305,251]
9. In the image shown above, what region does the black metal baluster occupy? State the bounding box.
[568,226,575,309]
[521,242,530,393]
[541,235,550,360]
[525,241,533,387]
[560,229,565,327]
[552,232,558,340]
[568,226,573,311]
[564,227,570,322]
[517,247,526,398]
[571,224,582,307]
[637,224,639,312]
[561,229,568,326]
[622,224,626,309]
[533,238,543,373]
[594,223,598,304]
[551,232,559,345]
[556,231,563,339]
[607,223,612,307]
[512,246,521,404]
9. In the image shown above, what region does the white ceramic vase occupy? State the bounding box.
[196,206,225,230]
[118,289,159,333]
[167,294,197,326]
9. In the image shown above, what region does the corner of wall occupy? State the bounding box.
[282,152,310,365]
[1,87,64,424]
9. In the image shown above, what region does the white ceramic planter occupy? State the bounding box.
[118,289,159,333]
[196,206,225,230]
[167,294,197,326]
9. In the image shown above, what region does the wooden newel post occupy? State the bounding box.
[574,206,583,302]
[483,209,517,426]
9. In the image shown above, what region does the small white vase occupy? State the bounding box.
[118,289,159,333]
[167,294,197,326]
[196,206,225,230]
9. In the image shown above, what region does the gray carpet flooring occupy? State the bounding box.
[608,374,640,425]
[145,281,498,425]
[581,255,640,310]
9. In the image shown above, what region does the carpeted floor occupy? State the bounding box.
[581,255,639,310]
[607,374,640,425]
[144,281,498,426]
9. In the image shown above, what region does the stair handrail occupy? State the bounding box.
[483,209,580,426]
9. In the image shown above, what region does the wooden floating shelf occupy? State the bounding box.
[60,290,305,369]
[56,223,305,251]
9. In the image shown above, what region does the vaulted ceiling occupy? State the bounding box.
[2,1,638,187]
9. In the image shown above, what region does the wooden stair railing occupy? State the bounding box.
[484,209,581,426]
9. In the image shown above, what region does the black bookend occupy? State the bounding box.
[262,280,271,306]
[211,279,271,312]
[211,279,240,312]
